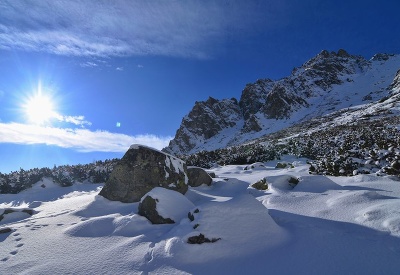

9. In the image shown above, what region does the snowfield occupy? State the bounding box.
[1,156,400,274]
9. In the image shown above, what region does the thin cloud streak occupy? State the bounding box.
[57,115,92,127]
[0,0,275,58]
[0,122,172,152]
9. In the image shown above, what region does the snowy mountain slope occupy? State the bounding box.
[164,50,400,155]
[1,158,400,274]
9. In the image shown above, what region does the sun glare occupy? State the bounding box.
[24,83,56,124]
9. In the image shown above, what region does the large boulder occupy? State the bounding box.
[187,167,212,187]
[138,187,195,224]
[99,144,188,203]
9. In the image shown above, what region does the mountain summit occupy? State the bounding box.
[164,50,400,155]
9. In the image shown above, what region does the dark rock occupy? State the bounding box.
[391,160,400,170]
[208,172,216,178]
[99,145,188,203]
[138,196,175,224]
[0,208,34,221]
[187,167,212,187]
[187,233,221,244]
[0,227,12,234]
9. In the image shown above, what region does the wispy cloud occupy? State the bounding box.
[0,0,274,59]
[80,61,98,68]
[0,122,172,152]
[57,115,92,127]
[116,67,124,71]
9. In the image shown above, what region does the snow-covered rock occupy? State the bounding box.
[138,187,195,224]
[99,144,188,203]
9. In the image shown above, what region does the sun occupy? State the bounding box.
[23,83,56,124]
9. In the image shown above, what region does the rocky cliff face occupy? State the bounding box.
[164,50,400,155]
[166,97,242,154]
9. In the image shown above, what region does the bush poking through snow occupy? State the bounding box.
[182,116,400,178]
[275,162,288,169]
[188,212,195,222]
[188,208,200,222]
[251,178,269,190]
[288,177,299,187]
[187,233,221,244]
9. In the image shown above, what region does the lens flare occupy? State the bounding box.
[23,82,56,124]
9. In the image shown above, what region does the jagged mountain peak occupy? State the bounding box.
[165,96,242,154]
[164,49,400,155]
[371,53,396,61]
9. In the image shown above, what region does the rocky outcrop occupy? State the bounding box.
[165,97,243,154]
[99,145,188,203]
[0,227,12,234]
[241,114,262,133]
[163,50,400,155]
[261,84,309,119]
[187,233,221,244]
[187,167,212,187]
[239,79,274,120]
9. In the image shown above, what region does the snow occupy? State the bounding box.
[1,156,400,274]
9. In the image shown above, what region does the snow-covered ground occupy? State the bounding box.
[1,156,400,274]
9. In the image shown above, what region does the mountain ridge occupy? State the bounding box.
[164,49,400,155]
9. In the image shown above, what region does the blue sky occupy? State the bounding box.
[0,0,399,173]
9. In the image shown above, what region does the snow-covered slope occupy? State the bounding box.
[1,157,400,274]
[164,50,400,155]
